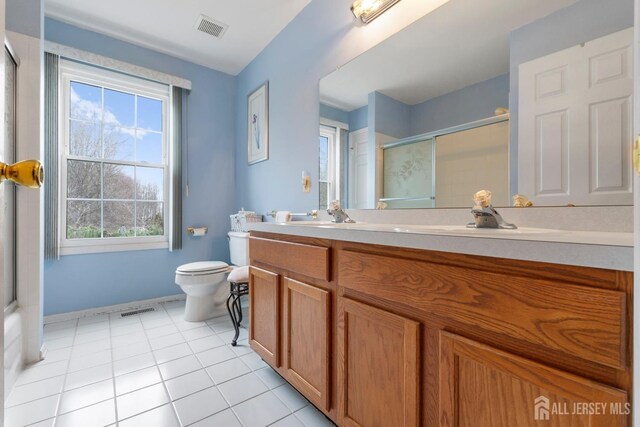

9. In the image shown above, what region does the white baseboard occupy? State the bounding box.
[44,294,187,324]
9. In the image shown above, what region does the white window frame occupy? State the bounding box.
[59,60,171,255]
[320,124,342,207]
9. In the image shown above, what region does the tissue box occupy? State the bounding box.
[230,211,262,232]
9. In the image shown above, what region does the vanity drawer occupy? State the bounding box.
[250,237,331,281]
[338,250,626,369]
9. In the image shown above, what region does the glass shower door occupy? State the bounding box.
[381,138,435,208]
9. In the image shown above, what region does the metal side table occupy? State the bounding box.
[226,266,249,346]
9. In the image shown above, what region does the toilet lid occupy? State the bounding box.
[176,261,229,274]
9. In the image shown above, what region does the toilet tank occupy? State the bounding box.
[228,231,250,266]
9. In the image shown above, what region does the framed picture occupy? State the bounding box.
[247,82,269,164]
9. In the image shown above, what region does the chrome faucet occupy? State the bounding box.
[467,190,516,229]
[327,201,355,224]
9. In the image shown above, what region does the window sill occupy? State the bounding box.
[60,240,169,256]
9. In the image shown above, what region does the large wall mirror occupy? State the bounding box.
[318,0,634,209]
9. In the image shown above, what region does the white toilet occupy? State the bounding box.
[175,231,250,322]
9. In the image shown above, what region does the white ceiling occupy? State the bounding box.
[45,0,311,75]
[320,0,578,111]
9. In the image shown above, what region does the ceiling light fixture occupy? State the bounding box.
[351,0,402,24]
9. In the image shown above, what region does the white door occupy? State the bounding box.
[520,28,634,206]
[348,128,368,209]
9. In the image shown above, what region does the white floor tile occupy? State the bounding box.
[7,301,334,427]
[219,328,249,344]
[67,350,111,373]
[208,320,234,334]
[45,335,75,350]
[27,418,55,427]
[71,340,111,358]
[110,323,144,337]
[74,329,110,345]
[218,372,269,406]
[153,343,192,364]
[273,383,309,412]
[175,319,208,331]
[145,323,179,339]
[5,394,60,427]
[173,386,229,426]
[195,345,236,367]
[6,375,65,407]
[240,352,268,371]
[149,332,185,350]
[16,360,67,385]
[229,340,253,356]
[112,341,152,361]
[181,326,215,341]
[271,414,306,427]
[118,403,180,427]
[187,334,225,354]
[116,383,170,420]
[111,331,147,348]
[233,391,290,427]
[190,408,242,427]
[76,321,110,335]
[64,363,113,391]
[165,369,214,401]
[113,352,155,376]
[254,366,286,389]
[38,347,72,365]
[55,398,116,427]
[58,379,114,414]
[141,316,174,330]
[158,354,202,380]
[294,405,336,427]
[205,358,251,385]
[115,366,162,395]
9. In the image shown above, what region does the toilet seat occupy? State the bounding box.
[176,261,229,277]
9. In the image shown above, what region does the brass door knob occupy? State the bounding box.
[0,160,44,188]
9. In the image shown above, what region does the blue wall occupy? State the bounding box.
[233,0,430,214]
[370,92,412,139]
[44,18,237,315]
[509,0,633,193]
[410,74,509,136]
[349,106,368,131]
[319,103,349,124]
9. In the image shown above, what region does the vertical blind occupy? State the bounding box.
[170,86,184,251]
[44,52,59,260]
[44,52,187,257]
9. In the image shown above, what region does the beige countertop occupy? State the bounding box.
[248,221,634,272]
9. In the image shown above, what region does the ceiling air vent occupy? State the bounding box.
[195,14,228,39]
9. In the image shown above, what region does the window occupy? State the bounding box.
[319,125,341,210]
[60,61,170,255]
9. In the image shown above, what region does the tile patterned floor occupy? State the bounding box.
[5,300,336,427]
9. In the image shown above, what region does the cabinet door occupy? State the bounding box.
[338,297,420,427]
[284,278,330,411]
[439,332,629,427]
[249,267,280,367]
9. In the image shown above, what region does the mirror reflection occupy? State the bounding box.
[319,0,634,209]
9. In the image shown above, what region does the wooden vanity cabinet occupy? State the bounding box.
[439,332,628,427]
[249,232,633,427]
[337,297,420,427]
[248,266,280,367]
[249,235,335,415]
